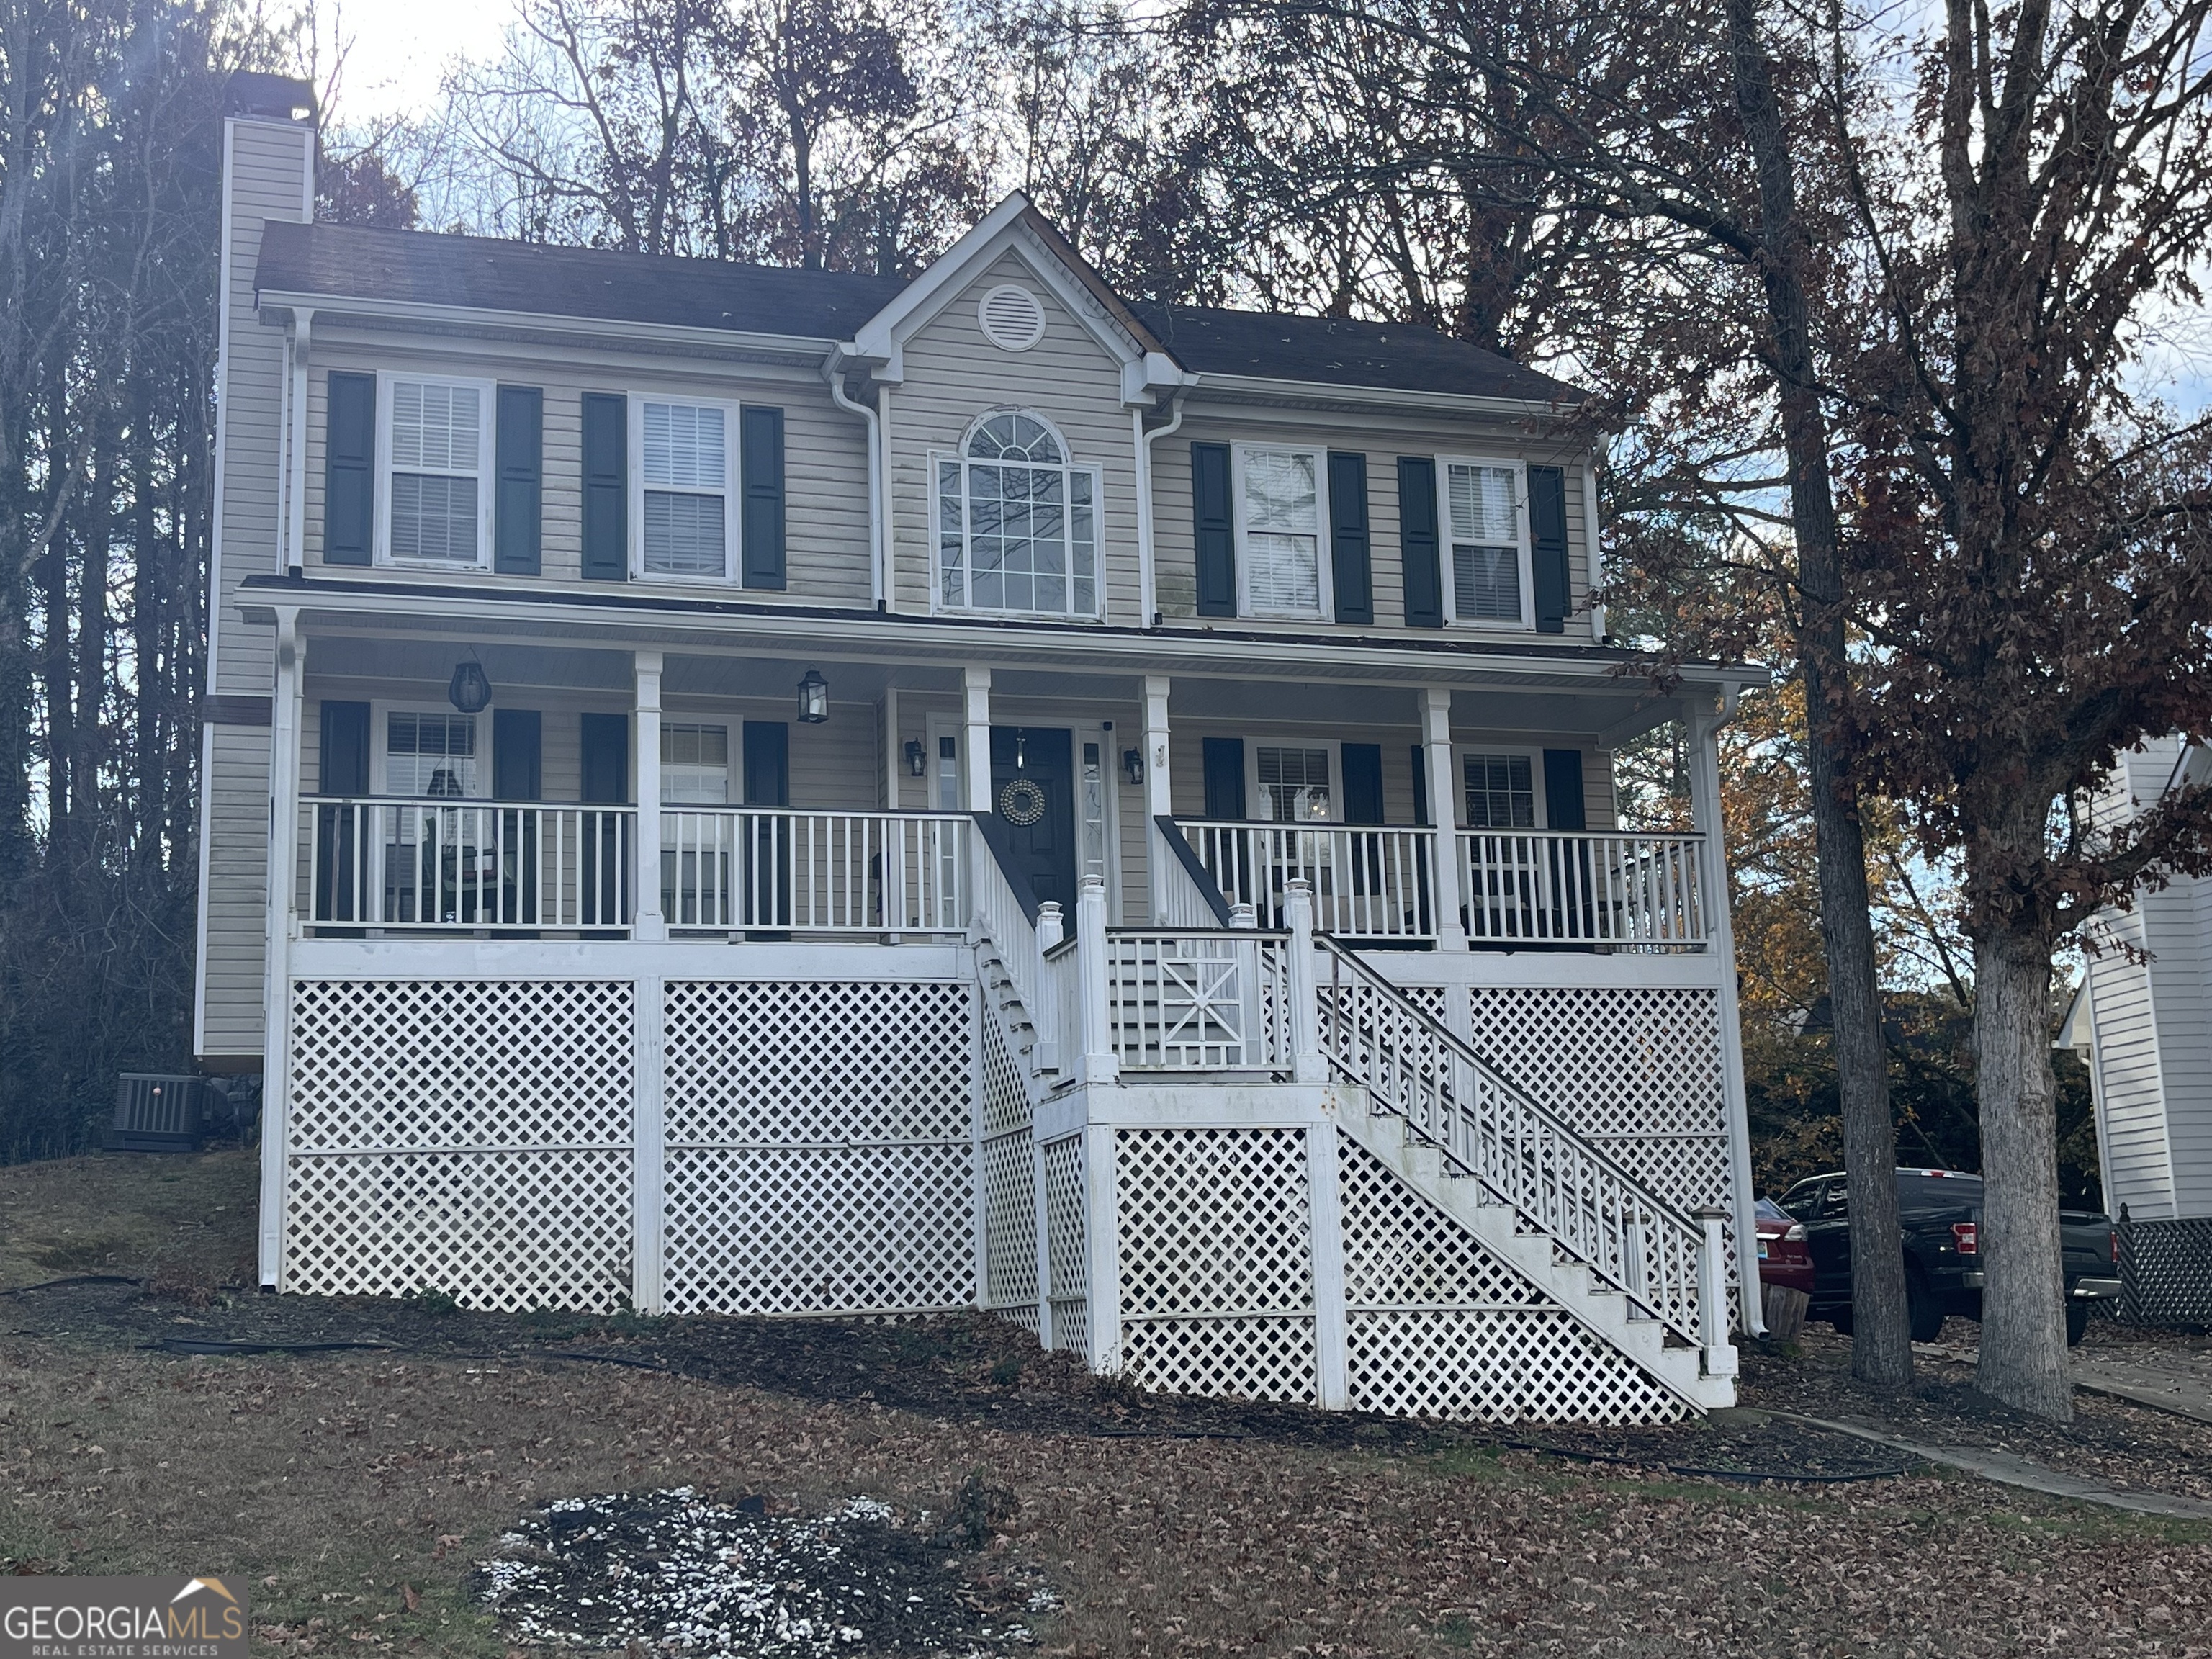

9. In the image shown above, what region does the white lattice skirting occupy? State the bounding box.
[1115,1127,1320,1404]
[285,978,637,1310]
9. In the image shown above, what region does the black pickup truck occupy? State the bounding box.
[1777,1166,2123,1345]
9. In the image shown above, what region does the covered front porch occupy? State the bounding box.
[270,629,1732,962]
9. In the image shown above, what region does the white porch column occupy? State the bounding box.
[632,973,667,1314]
[1142,675,1172,920]
[634,651,665,941]
[963,666,993,814]
[1689,701,1762,1336]
[1420,688,1468,952]
[1306,1115,1350,1410]
[258,609,305,1287]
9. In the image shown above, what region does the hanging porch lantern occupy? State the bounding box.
[448,660,493,714]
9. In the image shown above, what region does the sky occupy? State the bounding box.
[315,0,513,124]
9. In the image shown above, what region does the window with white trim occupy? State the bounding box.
[384,711,480,798]
[1443,460,1527,624]
[384,379,491,565]
[1238,446,1324,616]
[640,400,732,577]
[936,412,1098,616]
[1462,752,1537,828]
[1257,745,1334,823]
[660,722,730,804]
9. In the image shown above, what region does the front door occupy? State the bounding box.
[989,726,1077,922]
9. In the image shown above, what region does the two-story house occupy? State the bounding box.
[198,73,1763,1421]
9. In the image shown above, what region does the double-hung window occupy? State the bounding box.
[382,710,480,799]
[1238,446,1326,617]
[1256,744,1335,822]
[638,400,736,578]
[935,412,1099,616]
[1462,752,1539,829]
[382,377,493,566]
[661,722,731,804]
[1442,459,1529,626]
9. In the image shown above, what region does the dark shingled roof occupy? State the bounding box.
[1128,304,1583,403]
[256,220,1586,403]
[256,221,907,341]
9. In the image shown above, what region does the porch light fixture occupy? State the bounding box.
[447,660,492,715]
[796,667,830,724]
[904,739,927,777]
[1122,747,1143,786]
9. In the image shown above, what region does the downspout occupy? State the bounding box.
[825,349,884,608]
[1581,454,1606,644]
[1133,393,1186,628]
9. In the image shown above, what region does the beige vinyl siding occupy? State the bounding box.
[212,119,311,697]
[200,725,273,1058]
[301,349,871,603]
[1151,413,1596,637]
[887,254,1140,624]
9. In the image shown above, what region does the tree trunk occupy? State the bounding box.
[1724,0,1912,1382]
[1972,908,2072,1421]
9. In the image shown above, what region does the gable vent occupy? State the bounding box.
[979,284,1046,351]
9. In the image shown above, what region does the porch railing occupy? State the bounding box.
[1177,819,1437,943]
[660,808,968,932]
[1460,830,1709,948]
[305,799,635,930]
[1105,927,1292,1071]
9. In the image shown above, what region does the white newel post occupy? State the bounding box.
[1076,876,1118,1085]
[1696,1205,1739,1377]
[633,974,667,1314]
[633,651,666,941]
[1419,688,1468,952]
[963,666,993,814]
[1084,1120,1121,1375]
[258,609,304,1287]
[1285,878,1327,1083]
[1142,675,1172,920]
[1305,1115,1350,1411]
[1035,901,1064,1072]
[1690,703,1762,1335]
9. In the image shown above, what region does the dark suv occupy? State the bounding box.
[1779,1167,2122,1345]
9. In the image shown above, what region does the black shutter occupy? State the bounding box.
[740,405,786,590]
[1530,464,1570,634]
[495,386,543,575]
[1398,457,1442,626]
[581,392,628,580]
[494,709,543,800]
[1543,749,1588,830]
[1192,442,1236,616]
[1327,452,1372,624]
[580,713,629,803]
[1343,743,1384,824]
[1202,737,1246,820]
[323,372,376,565]
[319,701,370,795]
[744,721,791,806]
[1411,745,1429,827]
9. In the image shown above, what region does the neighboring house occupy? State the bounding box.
[2062,736,2212,1323]
[198,73,1763,1422]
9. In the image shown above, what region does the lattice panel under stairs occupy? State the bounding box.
[1338,1134,1686,1423]
[284,978,636,1310]
[661,979,976,1317]
[1114,1127,1318,1403]
[1468,984,1740,1305]
[1042,1136,1087,1355]
[979,999,1039,1318]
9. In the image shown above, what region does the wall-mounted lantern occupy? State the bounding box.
[1122,747,1144,787]
[904,739,927,777]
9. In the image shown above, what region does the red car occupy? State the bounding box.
[1755,1195,1815,1295]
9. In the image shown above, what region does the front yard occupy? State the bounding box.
[2,1151,2205,1657]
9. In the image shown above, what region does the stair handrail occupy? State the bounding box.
[1314,933,1714,1346]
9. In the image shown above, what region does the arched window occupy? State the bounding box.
[935,412,1100,617]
